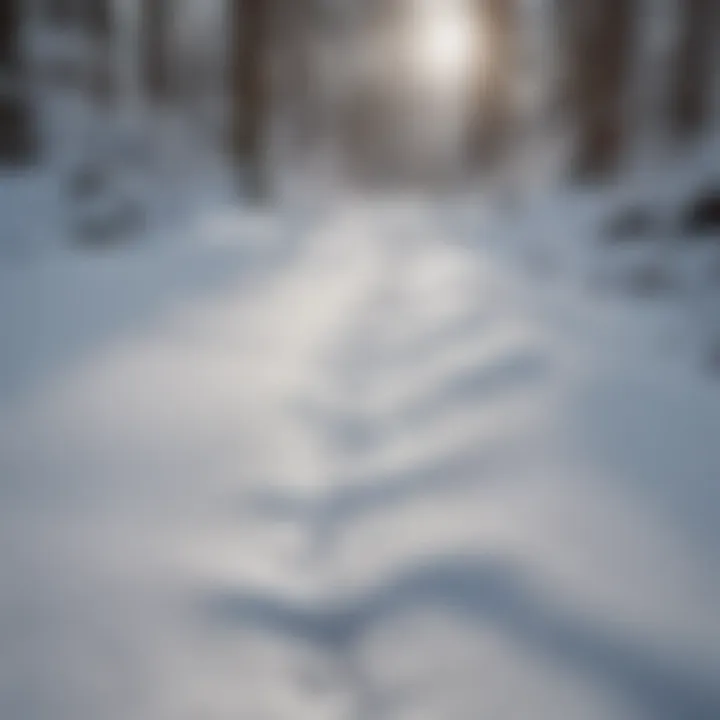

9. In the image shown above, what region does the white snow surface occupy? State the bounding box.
[1,170,720,720]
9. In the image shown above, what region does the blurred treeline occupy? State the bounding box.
[1,0,719,198]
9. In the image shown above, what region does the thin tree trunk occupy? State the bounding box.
[230,0,270,200]
[670,0,717,142]
[277,0,314,148]
[470,0,517,169]
[142,0,170,103]
[563,0,636,180]
[47,0,75,26]
[0,0,23,74]
[0,0,36,164]
[86,0,113,104]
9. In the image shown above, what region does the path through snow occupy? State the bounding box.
[1,200,720,720]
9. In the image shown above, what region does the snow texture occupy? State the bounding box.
[2,8,720,720]
[3,158,720,720]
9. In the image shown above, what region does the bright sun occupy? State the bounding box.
[414,0,478,86]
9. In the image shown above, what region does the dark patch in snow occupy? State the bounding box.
[245,443,498,553]
[0,98,37,165]
[706,339,720,377]
[398,349,547,424]
[200,555,720,720]
[680,188,720,238]
[66,163,146,247]
[72,196,145,247]
[624,261,675,298]
[67,164,110,201]
[604,206,660,243]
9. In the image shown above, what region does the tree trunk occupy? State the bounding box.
[484,0,517,154]
[47,0,76,26]
[276,0,314,149]
[0,0,22,73]
[470,0,517,169]
[670,0,717,142]
[563,0,636,180]
[142,0,170,103]
[230,0,270,200]
[0,0,36,164]
[86,0,113,104]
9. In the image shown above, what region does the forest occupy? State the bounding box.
[1,0,718,191]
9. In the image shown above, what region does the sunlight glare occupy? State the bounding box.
[414,0,479,87]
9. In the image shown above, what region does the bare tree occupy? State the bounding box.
[85,0,113,104]
[470,0,518,169]
[142,0,170,103]
[560,0,637,180]
[0,0,36,164]
[273,0,315,148]
[47,0,76,26]
[230,0,271,199]
[670,0,718,142]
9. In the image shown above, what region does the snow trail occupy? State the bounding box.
[1,200,720,720]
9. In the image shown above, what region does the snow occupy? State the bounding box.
[2,154,720,720]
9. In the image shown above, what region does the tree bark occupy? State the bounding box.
[0,0,36,164]
[562,0,636,180]
[85,0,113,104]
[142,0,170,103]
[275,0,314,148]
[230,0,270,200]
[470,0,518,169]
[86,0,111,42]
[0,0,22,72]
[47,0,76,26]
[670,0,718,142]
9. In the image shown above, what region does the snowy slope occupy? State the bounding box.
[1,189,720,720]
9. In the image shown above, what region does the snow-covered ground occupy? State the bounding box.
[2,161,720,720]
